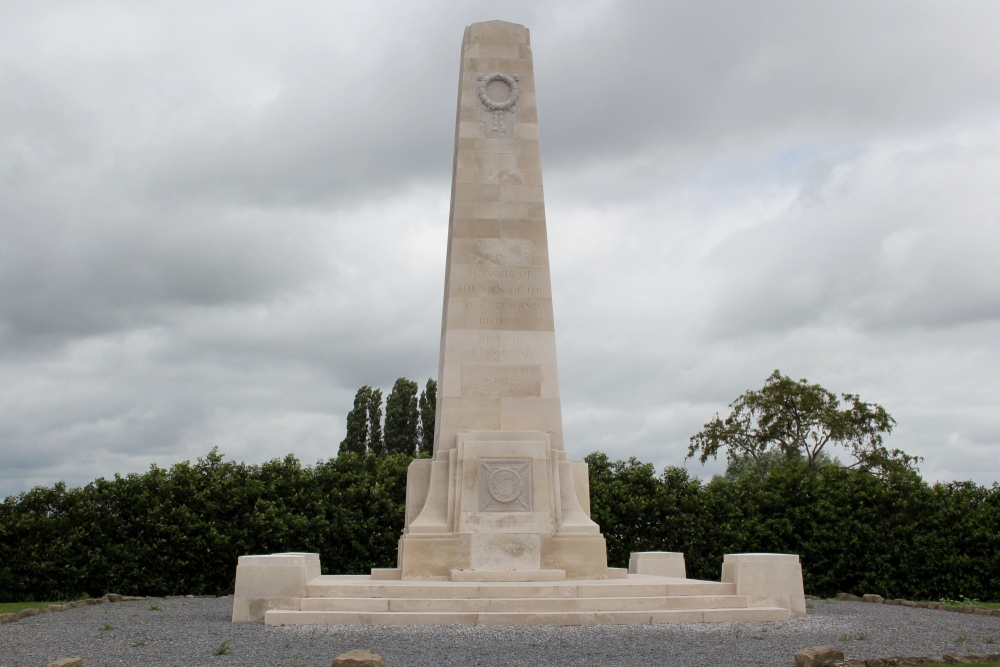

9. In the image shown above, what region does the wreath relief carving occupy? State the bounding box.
[479,459,532,512]
[477,73,520,136]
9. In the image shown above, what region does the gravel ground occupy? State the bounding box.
[3,598,1000,667]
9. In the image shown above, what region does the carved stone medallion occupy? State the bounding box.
[479,459,532,512]
[477,72,520,111]
[477,72,520,136]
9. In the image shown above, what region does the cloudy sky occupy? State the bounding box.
[2,0,999,498]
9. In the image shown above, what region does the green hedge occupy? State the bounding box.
[1,450,997,602]
[587,453,1000,600]
[0,450,410,601]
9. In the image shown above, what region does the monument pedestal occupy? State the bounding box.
[232,550,806,625]
[396,430,614,581]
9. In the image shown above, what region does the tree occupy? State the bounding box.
[339,387,374,455]
[384,378,420,455]
[722,448,839,481]
[367,388,384,455]
[688,370,918,477]
[418,378,437,455]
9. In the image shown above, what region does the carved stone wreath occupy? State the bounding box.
[488,467,522,503]
[479,459,531,512]
[477,72,520,111]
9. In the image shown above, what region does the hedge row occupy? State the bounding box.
[0,450,409,601]
[588,453,1000,601]
[1,450,997,602]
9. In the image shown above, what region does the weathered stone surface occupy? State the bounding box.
[795,645,845,667]
[629,551,686,578]
[332,649,385,667]
[863,594,886,604]
[19,607,40,618]
[838,593,863,601]
[45,659,83,667]
[723,554,807,617]
[231,553,319,622]
[0,612,15,623]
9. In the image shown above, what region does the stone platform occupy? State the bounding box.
[234,551,805,626]
[265,574,789,626]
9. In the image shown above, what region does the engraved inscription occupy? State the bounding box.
[479,459,532,512]
[470,238,532,266]
[457,285,544,296]
[462,363,542,397]
[463,333,539,360]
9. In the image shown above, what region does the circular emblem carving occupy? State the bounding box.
[477,72,520,111]
[487,467,522,503]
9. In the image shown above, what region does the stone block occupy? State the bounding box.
[398,535,472,580]
[629,551,686,578]
[795,646,845,667]
[540,535,609,579]
[864,594,886,603]
[721,553,807,617]
[46,659,83,667]
[371,568,402,580]
[332,649,385,666]
[232,553,318,622]
[450,568,565,582]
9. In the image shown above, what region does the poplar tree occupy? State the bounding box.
[418,378,437,455]
[339,386,373,455]
[384,378,420,455]
[367,388,384,455]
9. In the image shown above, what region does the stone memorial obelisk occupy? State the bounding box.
[396,20,613,581]
[231,20,806,626]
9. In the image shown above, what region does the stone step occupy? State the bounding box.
[300,594,751,613]
[265,606,789,626]
[304,577,735,600]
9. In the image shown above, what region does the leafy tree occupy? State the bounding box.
[723,449,839,481]
[367,388,384,455]
[688,370,918,477]
[339,387,374,454]
[384,377,420,455]
[418,378,437,455]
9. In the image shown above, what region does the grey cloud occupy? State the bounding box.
[3,1,1000,498]
[701,126,1000,338]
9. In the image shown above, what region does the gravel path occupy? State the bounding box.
[3,598,1000,666]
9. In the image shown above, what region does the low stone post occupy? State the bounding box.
[721,553,806,617]
[232,552,320,622]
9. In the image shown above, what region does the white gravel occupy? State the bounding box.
[2,598,1000,666]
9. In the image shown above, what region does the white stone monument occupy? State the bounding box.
[232,20,806,626]
[394,19,611,582]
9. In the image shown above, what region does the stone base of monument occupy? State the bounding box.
[233,551,805,626]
